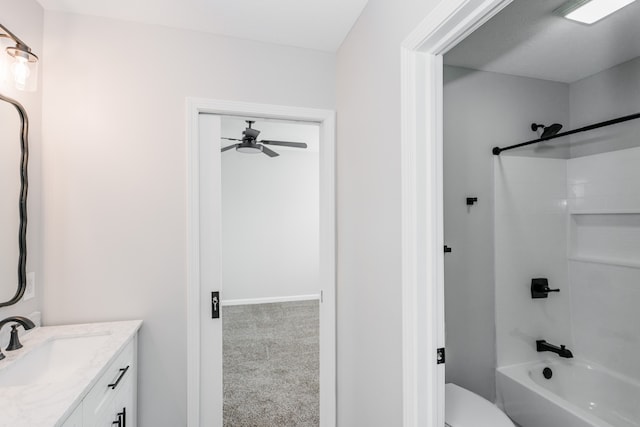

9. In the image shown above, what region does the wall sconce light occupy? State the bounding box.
[0,22,38,92]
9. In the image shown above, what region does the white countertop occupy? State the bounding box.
[0,320,142,427]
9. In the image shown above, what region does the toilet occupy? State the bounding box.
[445,383,515,427]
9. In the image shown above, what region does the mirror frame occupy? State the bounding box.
[0,92,28,307]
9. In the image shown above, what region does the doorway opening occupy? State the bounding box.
[403,0,640,426]
[187,99,336,427]
[399,1,513,426]
[443,1,640,427]
[220,116,321,426]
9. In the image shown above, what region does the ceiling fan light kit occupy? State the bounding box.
[236,143,263,154]
[221,120,308,158]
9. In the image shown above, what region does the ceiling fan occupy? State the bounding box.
[221,120,308,157]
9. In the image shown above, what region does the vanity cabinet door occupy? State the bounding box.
[60,403,83,427]
[88,373,132,426]
[110,373,134,427]
[83,336,136,426]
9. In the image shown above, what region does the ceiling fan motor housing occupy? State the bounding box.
[243,128,260,139]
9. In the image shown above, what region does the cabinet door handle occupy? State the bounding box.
[112,418,121,427]
[118,407,127,427]
[108,365,130,389]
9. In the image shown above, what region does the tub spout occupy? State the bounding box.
[536,340,573,358]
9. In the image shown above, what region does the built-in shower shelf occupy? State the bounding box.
[568,255,640,269]
[569,212,640,266]
[570,209,640,215]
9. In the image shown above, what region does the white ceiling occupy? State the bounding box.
[445,0,640,83]
[35,0,369,52]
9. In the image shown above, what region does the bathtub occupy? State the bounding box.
[497,359,640,427]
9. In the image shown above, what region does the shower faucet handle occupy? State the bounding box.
[531,278,559,299]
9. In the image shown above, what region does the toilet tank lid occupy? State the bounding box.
[445,383,514,427]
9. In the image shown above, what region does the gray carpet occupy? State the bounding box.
[223,300,319,427]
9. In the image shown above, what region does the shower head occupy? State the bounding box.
[531,123,563,139]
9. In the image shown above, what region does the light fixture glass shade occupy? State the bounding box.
[236,145,263,154]
[6,46,38,92]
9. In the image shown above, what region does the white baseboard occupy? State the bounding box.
[221,293,321,306]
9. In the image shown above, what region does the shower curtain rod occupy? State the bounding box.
[492,112,640,155]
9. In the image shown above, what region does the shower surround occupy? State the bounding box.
[494,147,640,427]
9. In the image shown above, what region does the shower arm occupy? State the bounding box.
[492,112,640,155]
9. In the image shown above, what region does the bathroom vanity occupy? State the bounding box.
[0,320,141,427]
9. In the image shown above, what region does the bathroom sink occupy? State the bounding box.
[0,333,111,387]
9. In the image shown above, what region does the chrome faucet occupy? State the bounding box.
[536,340,573,358]
[0,316,35,359]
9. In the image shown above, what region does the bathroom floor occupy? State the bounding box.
[222,300,319,426]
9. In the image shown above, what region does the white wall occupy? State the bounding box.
[41,12,335,426]
[0,0,43,321]
[569,57,640,158]
[443,66,570,401]
[494,156,572,368]
[221,117,319,301]
[335,0,454,423]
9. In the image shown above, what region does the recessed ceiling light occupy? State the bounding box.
[556,0,637,24]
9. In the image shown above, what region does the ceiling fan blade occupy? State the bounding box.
[222,137,243,141]
[221,144,237,152]
[260,145,280,157]
[260,140,308,149]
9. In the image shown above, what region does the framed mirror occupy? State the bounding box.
[0,93,28,307]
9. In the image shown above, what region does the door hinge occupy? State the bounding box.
[444,245,452,253]
[437,347,445,364]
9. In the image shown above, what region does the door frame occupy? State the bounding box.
[399,0,512,426]
[186,98,336,426]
